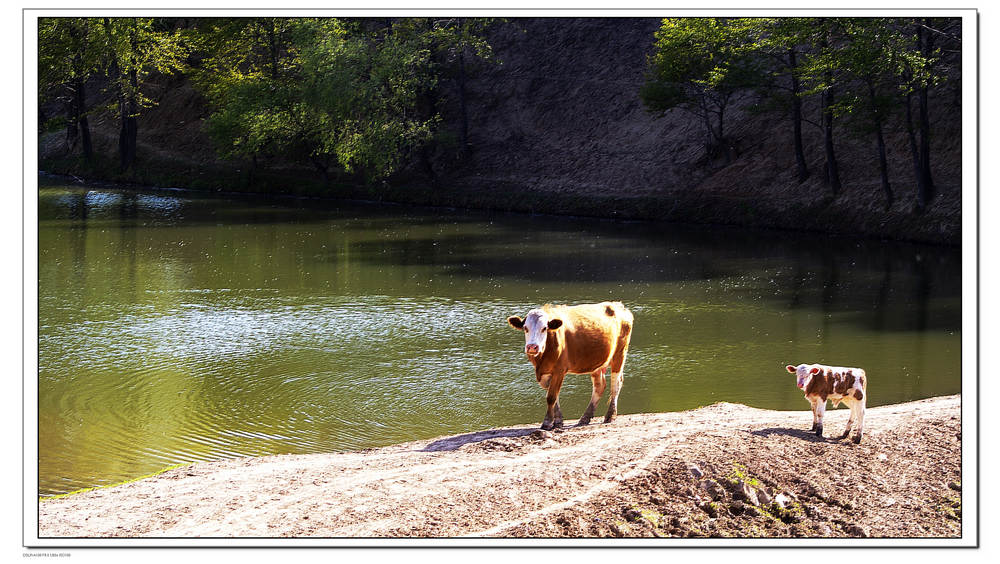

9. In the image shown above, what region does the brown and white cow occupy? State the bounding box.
[785,363,868,443]
[508,302,634,430]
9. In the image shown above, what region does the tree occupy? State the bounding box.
[894,17,959,210]
[745,17,814,183]
[38,17,101,162]
[830,18,903,208]
[193,18,438,185]
[193,17,496,187]
[641,18,762,164]
[795,18,846,195]
[98,17,187,172]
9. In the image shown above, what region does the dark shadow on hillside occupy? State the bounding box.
[420,427,537,452]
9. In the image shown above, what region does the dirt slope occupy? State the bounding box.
[37,395,962,539]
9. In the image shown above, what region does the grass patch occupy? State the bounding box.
[934,494,962,521]
[724,462,762,489]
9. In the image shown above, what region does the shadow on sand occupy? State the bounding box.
[748,427,840,444]
[420,427,539,452]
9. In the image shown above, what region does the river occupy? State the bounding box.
[36,178,961,496]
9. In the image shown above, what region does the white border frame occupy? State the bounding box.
[21,5,979,551]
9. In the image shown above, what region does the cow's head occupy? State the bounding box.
[508,308,563,357]
[786,363,821,390]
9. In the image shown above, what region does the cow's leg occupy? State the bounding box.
[577,368,607,426]
[604,347,628,424]
[853,399,866,444]
[604,370,624,423]
[814,399,827,437]
[541,373,566,430]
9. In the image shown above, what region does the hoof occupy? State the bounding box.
[540,422,554,431]
[815,426,823,437]
[839,431,851,440]
[576,418,591,427]
[852,435,862,444]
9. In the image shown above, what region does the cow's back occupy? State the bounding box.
[547,302,631,374]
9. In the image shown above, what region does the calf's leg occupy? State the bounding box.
[809,397,821,431]
[840,401,857,439]
[853,400,866,444]
[577,368,607,426]
[814,400,827,437]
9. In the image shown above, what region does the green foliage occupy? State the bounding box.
[192,17,495,184]
[38,17,102,101]
[642,19,761,111]
[641,18,763,147]
[98,17,188,115]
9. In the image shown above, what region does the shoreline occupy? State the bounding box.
[37,395,962,539]
[38,171,960,247]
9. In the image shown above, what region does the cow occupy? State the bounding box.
[507,302,633,430]
[785,363,868,443]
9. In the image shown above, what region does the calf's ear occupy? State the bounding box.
[785,365,797,373]
[547,318,563,330]
[507,316,525,329]
[809,367,821,375]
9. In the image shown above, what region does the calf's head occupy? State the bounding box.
[508,308,563,357]
[786,363,821,390]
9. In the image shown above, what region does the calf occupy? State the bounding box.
[785,363,868,443]
[508,302,633,430]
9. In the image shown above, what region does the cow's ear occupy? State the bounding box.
[547,318,563,330]
[809,367,821,375]
[785,365,797,374]
[507,316,525,330]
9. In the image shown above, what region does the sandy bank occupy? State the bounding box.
[37,395,962,539]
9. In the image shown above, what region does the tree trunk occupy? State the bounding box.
[868,81,893,208]
[716,102,732,164]
[119,67,138,172]
[64,96,78,150]
[917,22,936,204]
[788,48,809,182]
[904,92,928,210]
[457,49,470,160]
[819,29,842,195]
[117,18,139,172]
[821,86,842,194]
[310,156,330,188]
[74,76,93,162]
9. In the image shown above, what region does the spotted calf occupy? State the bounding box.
[785,363,868,443]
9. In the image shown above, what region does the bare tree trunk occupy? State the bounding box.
[867,81,893,208]
[904,91,928,210]
[917,22,936,204]
[74,76,93,162]
[789,48,809,182]
[64,96,78,150]
[457,49,470,160]
[310,156,331,188]
[821,85,842,195]
[112,17,139,172]
[819,30,841,195]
